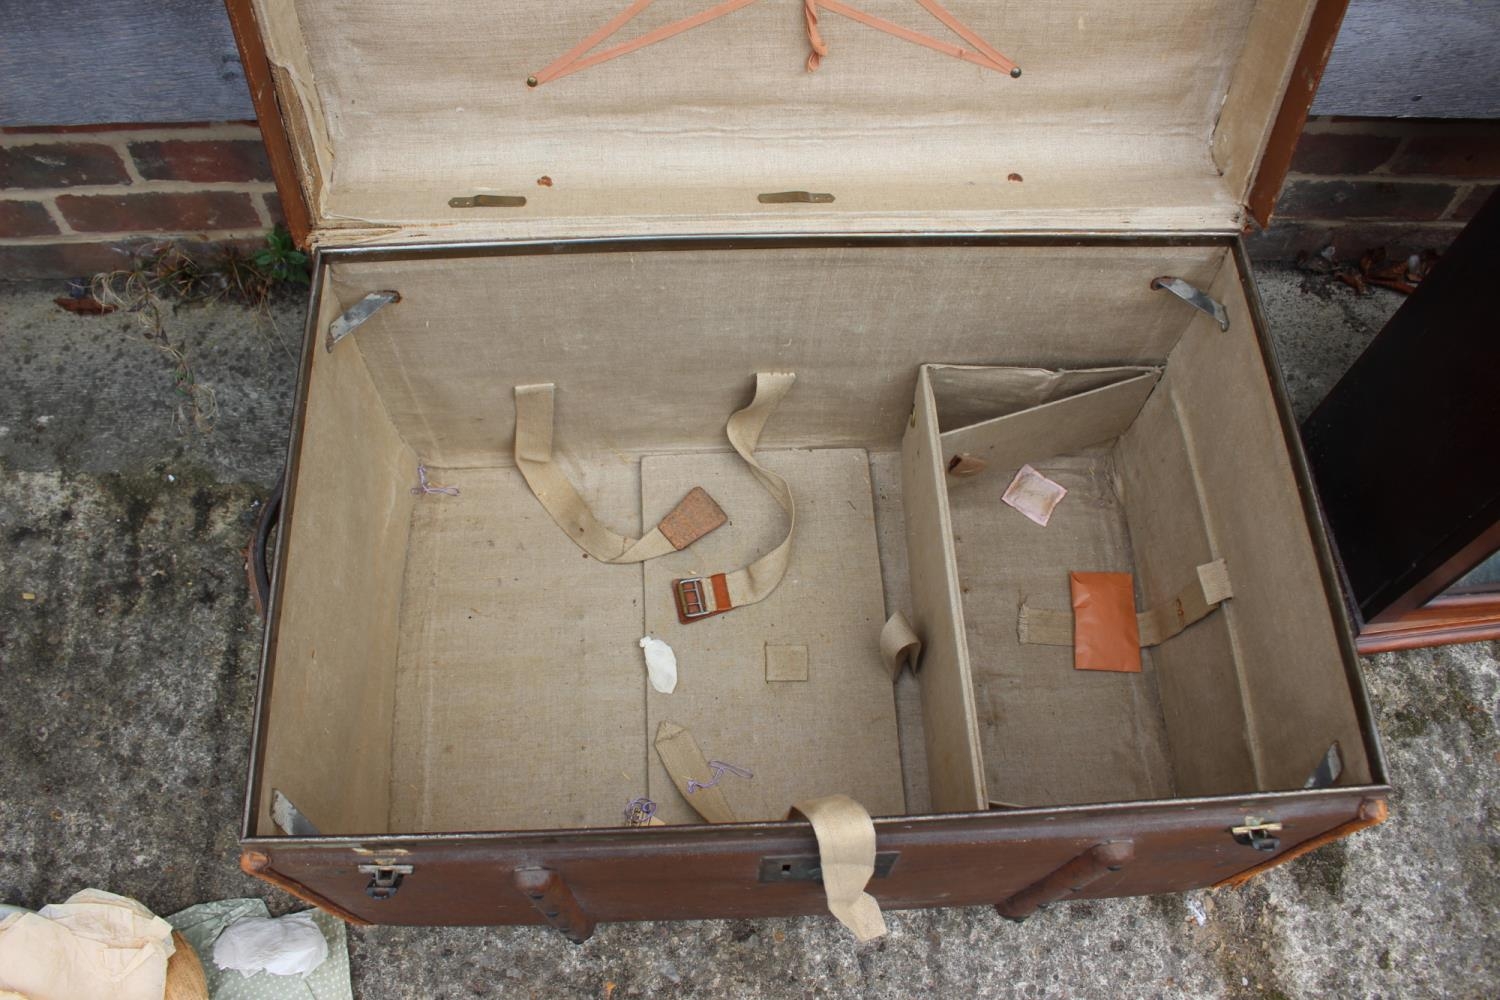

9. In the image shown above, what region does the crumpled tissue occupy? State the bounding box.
[213,912,328,977]
[640,635,678,693]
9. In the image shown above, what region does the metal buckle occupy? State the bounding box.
[675,577,710,619]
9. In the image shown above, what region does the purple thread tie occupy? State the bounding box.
[624,796,657,827]
[687,760,753,795]
[411,462,460,497]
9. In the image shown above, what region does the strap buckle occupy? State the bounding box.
[675,577,711,619]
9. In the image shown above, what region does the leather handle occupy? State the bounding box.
[995,840,1135,921]
[248,469,285,621]
[515,868,596,944]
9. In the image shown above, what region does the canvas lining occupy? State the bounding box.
[255,245,1373,837]
[248,0,1316,238]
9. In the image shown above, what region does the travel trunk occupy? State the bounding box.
[231,0,1389,935]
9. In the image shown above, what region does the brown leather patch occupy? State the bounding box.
[1070,571,1142,672]
[711,573,732,610]
[657,486,727,550]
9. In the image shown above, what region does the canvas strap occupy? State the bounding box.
[1019,559,1233,648]
[672,372,798,624]
[790,795,887,942]
[880,611,923,681]
[530,0,1016,86]
[514,383,728,563]
[654,721,738,823]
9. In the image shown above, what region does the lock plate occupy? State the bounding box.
[759,852,899,883]
[1229,817,1284,853]
[358,863,414,900]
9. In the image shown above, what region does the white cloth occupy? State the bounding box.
[0,889,175,1000]
[213,913,328,977]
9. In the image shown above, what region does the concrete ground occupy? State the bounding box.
[1,265,1496,999]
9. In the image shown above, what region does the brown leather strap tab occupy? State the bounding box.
[657,486,728,550]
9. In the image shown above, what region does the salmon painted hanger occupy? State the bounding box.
[527,0,1019,88]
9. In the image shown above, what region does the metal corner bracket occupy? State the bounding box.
[326,290,401,352]
[1151,276,1230,332]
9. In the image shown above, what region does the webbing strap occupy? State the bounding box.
[672,372,797,623]
[790,795,887,942]
[514,383,728,563]
[1019,560,1234,648]
[654,721,737,823]
[529,0,1017,87]
[880,611,923,681]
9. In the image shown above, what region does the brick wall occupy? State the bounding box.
[0,122,282,280]
[1251,117,1500,260]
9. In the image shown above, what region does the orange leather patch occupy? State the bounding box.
[1070,572,1142,672]
[657,486,727,550]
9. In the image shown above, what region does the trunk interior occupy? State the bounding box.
[251,241,1373,838]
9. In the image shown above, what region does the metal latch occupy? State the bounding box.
[358,863,414,901]
[1229,817,1283,853]
[759,852,899,883]
[1151,276,1230,332]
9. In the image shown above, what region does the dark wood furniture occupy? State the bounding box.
[1303,190,1500,654]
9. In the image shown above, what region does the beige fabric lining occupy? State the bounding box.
[868,450,933,815]
[1167,265,1372,790]
[949,447,1176,807]
[642,449,905,823]
[1114,381,1258,795]
[928,365,1156,432]
[901,369,987,812]
[937,367,1161,485]
[249,0,1319,235]
[389,464,647,833]
[254,282,415,837]
[330,246,1224,468]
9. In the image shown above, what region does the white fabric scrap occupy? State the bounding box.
[640,635,678,694]
[213,912,328,977]
[1001,464,1069,527]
